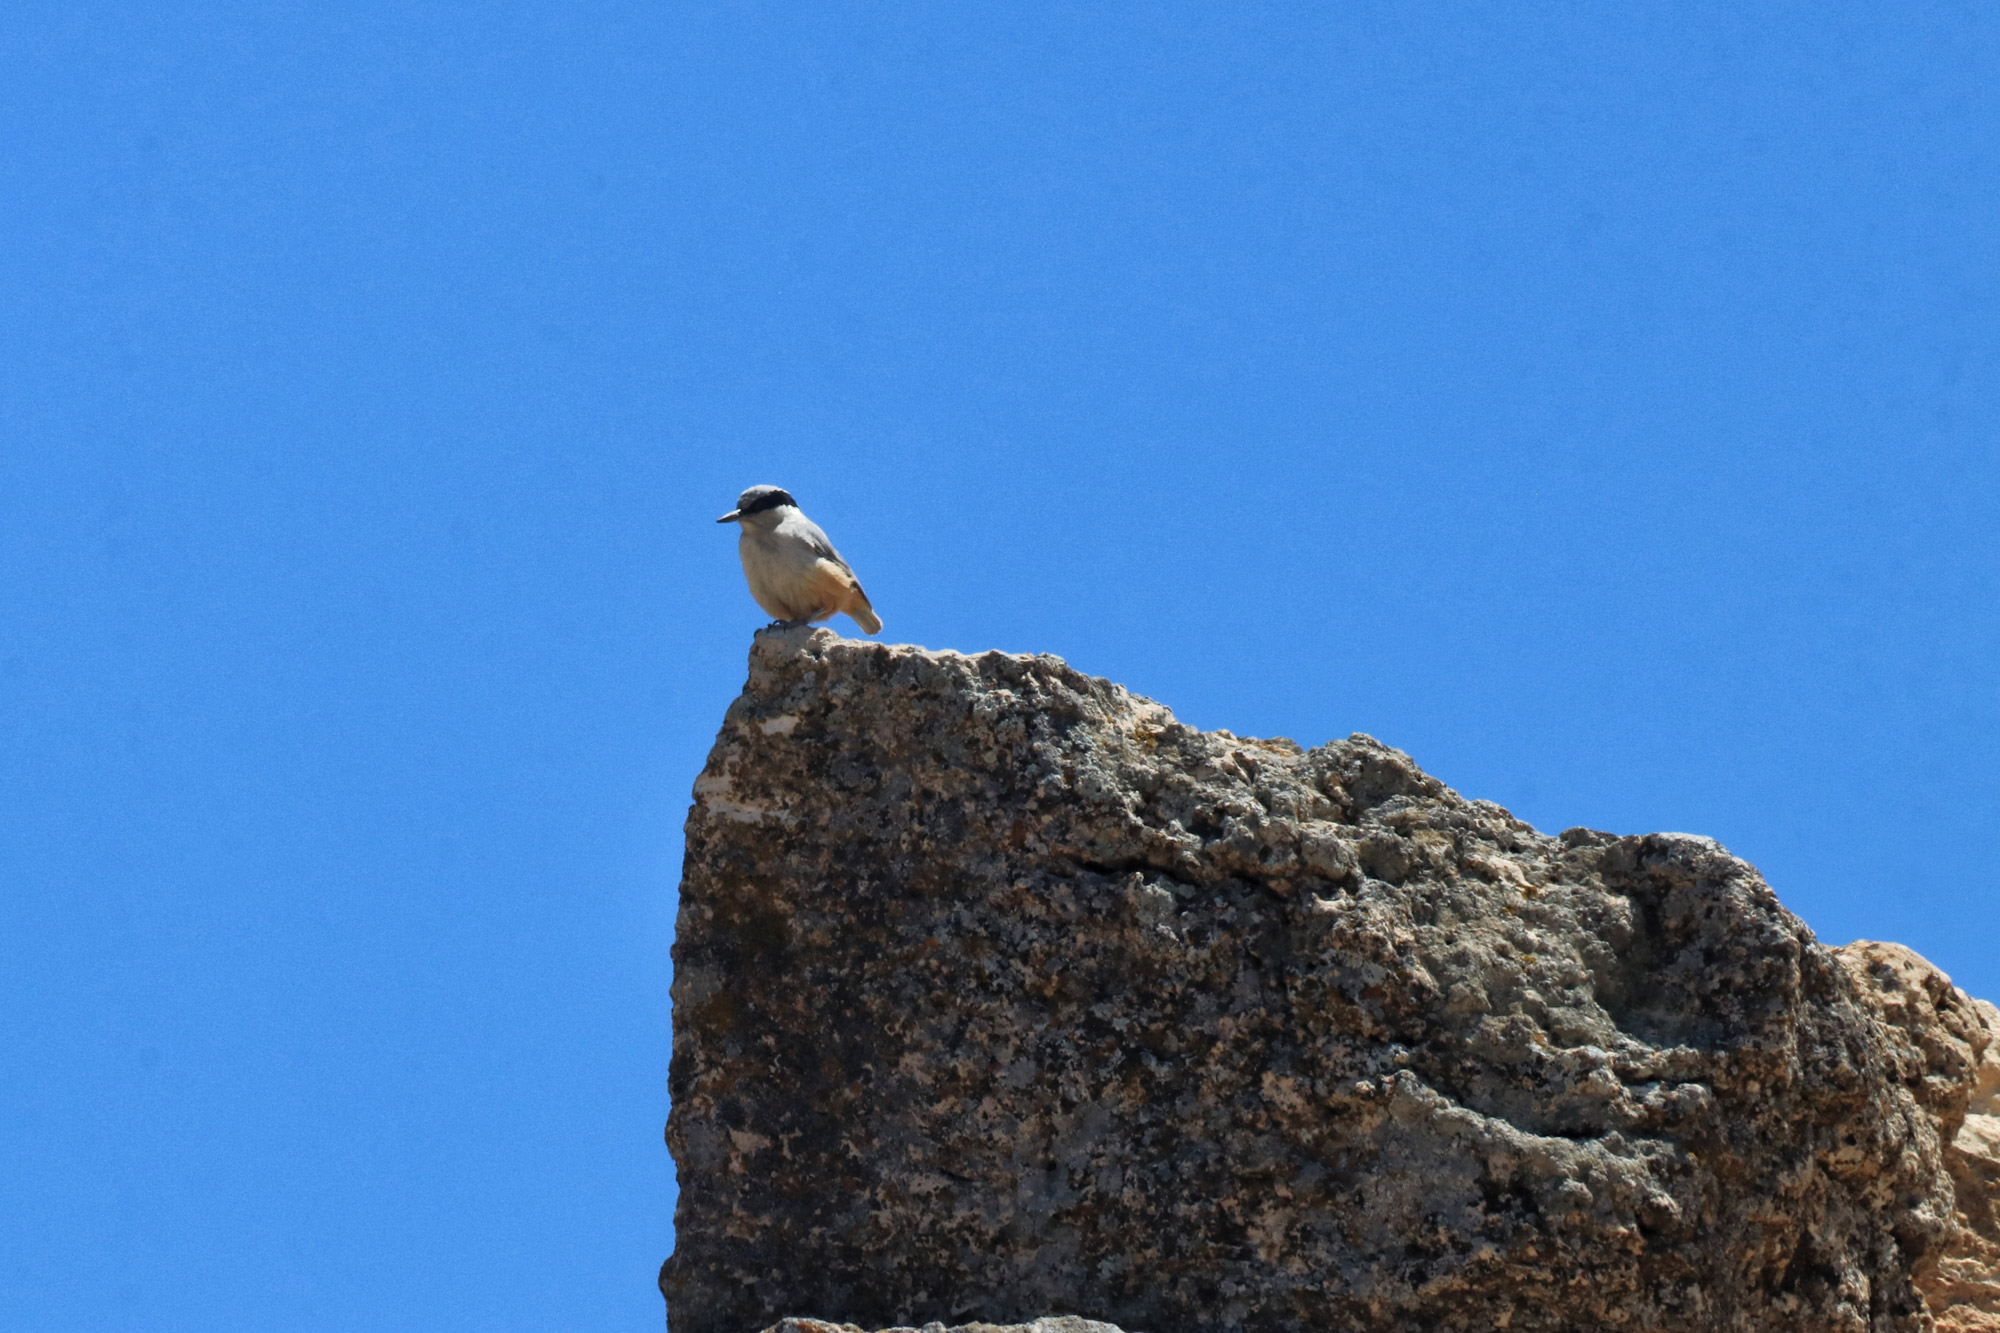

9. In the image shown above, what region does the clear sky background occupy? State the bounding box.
[4,3,1997,1329]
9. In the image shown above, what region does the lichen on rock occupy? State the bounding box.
[665,628,1978,1333]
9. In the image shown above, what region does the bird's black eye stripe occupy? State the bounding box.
[738,489,796,516]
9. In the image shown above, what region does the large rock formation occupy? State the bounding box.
[666,629,1996,1333]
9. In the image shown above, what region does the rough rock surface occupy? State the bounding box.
[1837,943,2000,1333]
[667,629,1971,1333]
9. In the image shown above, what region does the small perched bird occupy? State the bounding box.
[716,485,883,635]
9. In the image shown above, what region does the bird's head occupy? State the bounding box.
[716,485,798,527]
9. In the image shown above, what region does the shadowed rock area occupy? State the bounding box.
[666,629,1997,1333]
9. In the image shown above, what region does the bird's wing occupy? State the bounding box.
[797,518,875,602]
[793,517,851,570]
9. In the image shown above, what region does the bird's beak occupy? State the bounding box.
[716,510,741,524]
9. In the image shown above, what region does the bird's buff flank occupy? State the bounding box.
[715,485,883,635]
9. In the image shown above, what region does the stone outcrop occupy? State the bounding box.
[666,629,1994,1333]
[1937,1061,2000,1333]
[1836,943,2000,1332]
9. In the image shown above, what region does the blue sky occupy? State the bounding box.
[4,3,1997,1329]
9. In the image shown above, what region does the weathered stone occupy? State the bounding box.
[1836,942,1991,1137]
[1838,943,2000,1333]
[666,629,1964,1333]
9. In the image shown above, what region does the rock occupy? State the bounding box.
[665,628,1964,1333]
[1835,942,1991,1136]
[1838,944,2000,1333]
[1934,1090,2000,1333]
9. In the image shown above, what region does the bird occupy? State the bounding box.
[716,485,883,635]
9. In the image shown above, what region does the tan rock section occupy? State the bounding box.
[1838,942,2000,1333]
[666,629,1967,1333]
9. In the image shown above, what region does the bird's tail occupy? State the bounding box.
[847,595,883,636]
[812,559,883,636]
[840,576,882,635]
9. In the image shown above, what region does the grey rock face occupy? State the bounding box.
[666,629,1956,1333]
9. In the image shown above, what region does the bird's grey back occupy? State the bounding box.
[775,509,845,567]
